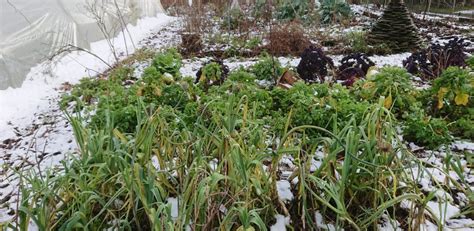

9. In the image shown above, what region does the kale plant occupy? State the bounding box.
[277,0,310,21]
[337,53,375,86]
[251,55,284,82]
[195,60,229,88]
[296,46,335,83]
[426,66,473,120]
[352,67,418,116]
[152,48,182,76]
[403,37,470,79]
[403,111,452,149]
[319,0,352,24]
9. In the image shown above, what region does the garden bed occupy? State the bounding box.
[1,2,474,230]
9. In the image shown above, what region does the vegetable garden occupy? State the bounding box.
[1,0,474,230]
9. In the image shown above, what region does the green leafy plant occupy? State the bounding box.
[352,67,419,116]
[451,118,474,140]
[403,110,452,149]
[228,68,257,84]
[467,55,474,69]
[270,82,369,135]
[250,55,284,82]
[429,66,473,119]
[346,31,369,53]
[277,0,310,21]
[319,0,352,24]
[197,62,225,88]
[152,48,182,76]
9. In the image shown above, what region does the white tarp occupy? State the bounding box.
[0,0,164,89]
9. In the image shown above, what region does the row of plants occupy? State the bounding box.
[180,0,355,58]
[8,48,473,230]
[249,0,352,24]
[61,45,473,165]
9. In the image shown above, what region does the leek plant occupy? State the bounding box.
[14,94,472,230]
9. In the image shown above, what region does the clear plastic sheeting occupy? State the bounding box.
[0,0,164,90]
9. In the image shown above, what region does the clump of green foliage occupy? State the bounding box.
[419,66,474,140]
[403,110,452,149]
[197,61,227,89]
[347,31,368,53]
[428,66,473,119]
[467,55,474,69]
[152,48,182,76]
[345,31,391,55]
[277,0,310,21]
[451,118,474,140]
[228,68,257,84]
[250,55,284,82]
[201,62,223,82]
[352,67,419,116]
[319,0,352,24]
[270,82,370,135]
[60,49,190,133]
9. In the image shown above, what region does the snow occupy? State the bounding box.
[0,13,176,224]
[270,214,290,231]
[315,211,338,231]
[167,197,179,220]
[426,201,459,222]
[452,141,474,152]
[276,180,294,202]
[370,53,411,67]
[457,10,474,14]
[0,14,175,140]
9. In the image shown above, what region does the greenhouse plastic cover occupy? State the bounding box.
[0,0,164,90]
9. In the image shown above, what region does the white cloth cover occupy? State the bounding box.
[0,0,164,89]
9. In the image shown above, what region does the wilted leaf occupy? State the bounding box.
[113,129,127,143]
[384,94,392,109]
[154,86,162,96]
[137,86,143,96]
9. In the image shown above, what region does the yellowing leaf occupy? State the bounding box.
[113,128,128,143]
[236,227,255,231]
[454,93,469,106]
[437,87,449,109]
[154,86,162,96]
[363,81,375,89]
[199,73,207,83]
[437,98,444,109]
[136,86,143,96]
[384,94,392,109]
